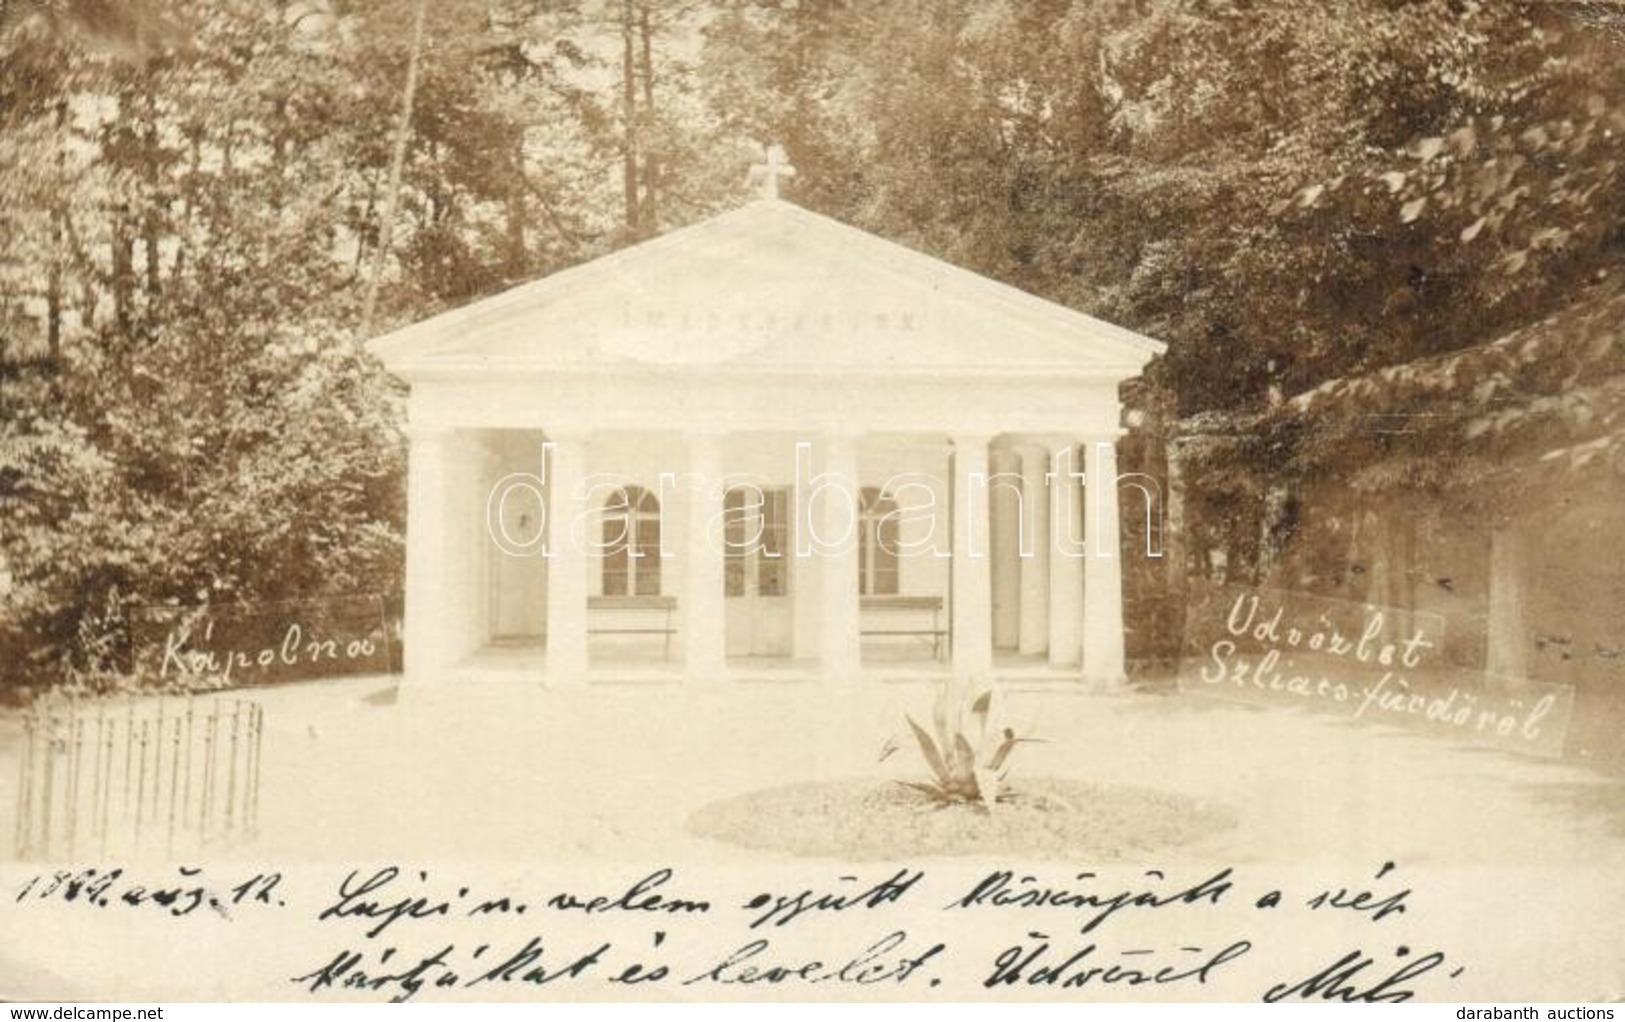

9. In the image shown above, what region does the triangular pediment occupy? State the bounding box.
[368,199,1165,378]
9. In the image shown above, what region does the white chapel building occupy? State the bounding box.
[369,177,1165,691]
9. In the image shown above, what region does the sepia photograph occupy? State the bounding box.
[1,0,1623,1007]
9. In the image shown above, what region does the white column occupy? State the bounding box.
[990,447,1023,651]
[445,445,485,665]
[473,442,503,648]
[819,432,862,681]
[685,431,727,685]
[791,472,821,661]
[1048,440,1083,670]
[1083,435,1127,690]
[403,425,454,683]
[1018,444,1050,656]
[544,432,589,686]
[951,434,993,679]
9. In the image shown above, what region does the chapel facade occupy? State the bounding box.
[368,190,1165,690]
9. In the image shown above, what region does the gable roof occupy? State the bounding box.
[367,198,1165,379]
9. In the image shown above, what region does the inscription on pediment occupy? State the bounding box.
[617,304,918,334]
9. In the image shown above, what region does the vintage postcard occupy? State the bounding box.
[1,0,1622,1006]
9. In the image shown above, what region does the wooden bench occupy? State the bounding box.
[860,595,948,660]
[587,595,679,659]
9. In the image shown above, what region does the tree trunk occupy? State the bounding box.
[47,99,67,361]
[62,210,96,330]
[1257,481,1291,583]
[620,0,639,232]
[1485,525,1529,687]
[1165,439,1188,592]
[142,76,162,312]
[1391,510,1417,615]
[1359,502,1387,605]
[111,204,134,339]
[638,2,657,231]
[173,129,202,283]
[505,137,528,280]
[361,0,428,336]
[355,168,381,273]
[426,138,442,226]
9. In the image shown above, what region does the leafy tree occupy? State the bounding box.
[701,0,1625,413]
[1,2,408,691]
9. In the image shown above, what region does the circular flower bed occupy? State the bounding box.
[686,777,1237,860]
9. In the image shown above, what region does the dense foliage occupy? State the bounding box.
[2,0,1621,693]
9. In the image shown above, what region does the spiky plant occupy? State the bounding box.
[900,678,1031,810]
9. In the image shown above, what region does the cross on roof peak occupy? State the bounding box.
[746,143,796,201]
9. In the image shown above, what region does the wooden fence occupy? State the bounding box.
[13,694,264,860]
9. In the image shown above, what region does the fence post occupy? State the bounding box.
[99,710,113,859]
[250,703,264,834]
[134,719,150,854]
[153,697,165,821]
[122,696,134,823]
[254,703,266,834]
[14,709,34,859]
[182,695,194,835]
[225,701,240,833]
[200,699,218,844]
[65,698,82,859]
[40,700,56,861]
[167,715,181,858]
[91,708,104,857]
